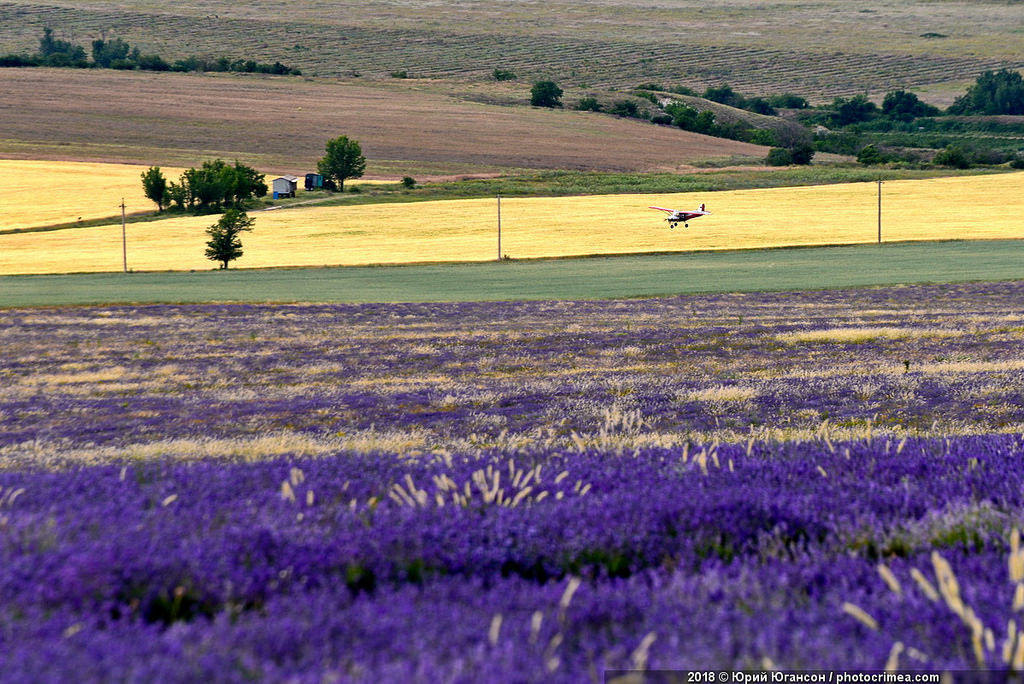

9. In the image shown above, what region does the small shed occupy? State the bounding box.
[304,173,324,191]
[272,175,299,198]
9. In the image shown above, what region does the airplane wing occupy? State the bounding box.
[648,206,675,213]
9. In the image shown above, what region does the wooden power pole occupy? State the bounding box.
[121,198,127,272]
[877,180,883,244]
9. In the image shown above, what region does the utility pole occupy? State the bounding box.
[497,193,502,260]
[121,198,127,272]
[877,180,883,244]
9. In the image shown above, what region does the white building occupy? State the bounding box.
[272,175,299,198]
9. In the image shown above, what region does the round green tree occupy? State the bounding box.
[317,136,366,192]
[205,208,254,269]
[530,81,563,108]
[140,166,168,211]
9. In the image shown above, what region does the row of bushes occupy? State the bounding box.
[0,28,301,75]
[142,160,267,213]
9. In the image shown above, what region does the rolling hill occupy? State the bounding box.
[0,68,769,174]
[1,0,1022,99]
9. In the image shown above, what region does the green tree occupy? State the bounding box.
[530,81,563,108]
[830,95,878,126]
[317,136,366,192]
[948,69,1024,115]
[881,90,940,121]
[788,142,815,165]
[667,103,717,135]
[38,27,87,66]
[140,166,168,211]
[229,162,267,205]
[205,209,254,269]
[182,163,228,211]
[91,37,131,68]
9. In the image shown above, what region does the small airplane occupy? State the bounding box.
[649,203,710,229]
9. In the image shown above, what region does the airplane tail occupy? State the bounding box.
[699,203,705,212]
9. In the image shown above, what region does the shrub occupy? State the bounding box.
[745,97,777,116]
[0,54,39,67]
[703,84,744,108]
[530,81,563,108]
[666,103,715,134]
[401,176,416,188]
[768,93,810,109]
[857,144,886,165]
[765,148,793,166]
[492,68,516,81]
[609,100,641,118]
[933,145,972,169]
[576,97,602,112]
[749,129,780,146]
[668,85,697,96]
[814,131,863,155]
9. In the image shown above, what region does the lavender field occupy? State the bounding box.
[3,281,1024,680]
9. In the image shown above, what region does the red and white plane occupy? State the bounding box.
[649,203,710,229]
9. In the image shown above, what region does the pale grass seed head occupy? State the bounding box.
[776,327,958,344]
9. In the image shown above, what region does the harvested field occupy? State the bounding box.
[0,160,186,232]
[1,1,1022,98]
[1,172,1021,275]
[0,69,766,173]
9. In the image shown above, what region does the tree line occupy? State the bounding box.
[526,68,1024,168]
[0,28,301,75]
[142,161,268,213]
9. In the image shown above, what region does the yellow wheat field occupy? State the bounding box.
[0,160,190,231]
[0,171,1022,275]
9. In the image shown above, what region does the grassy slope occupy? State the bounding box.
[1,240,1021,307]
[1,1,1022,98]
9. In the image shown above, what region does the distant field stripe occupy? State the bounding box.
[1,240,1022,307]
[1,173,1020,276]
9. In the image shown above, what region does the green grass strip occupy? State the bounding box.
[1,240,1021,307]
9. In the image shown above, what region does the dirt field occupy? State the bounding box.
[0,69,768,174]
[2,1,1022,99]
[2,172,1020,275]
